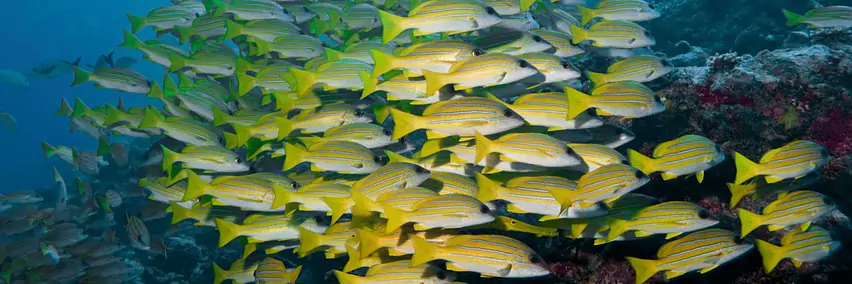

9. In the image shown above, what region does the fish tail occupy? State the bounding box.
[586,71,609,87]
[271,184,294,209]
[71,67,90,87]
[212,108,232,127]
[137,107,161,130]
[283,142,307,171]
[384,150,414,164]
[54,98,73,117]
[273,92,296,113]
[570,25,589,45]
[733,152,761,185]
[297,227,324,257]
[212,261,228,284]
[189,37,206,54]
[382,204,409,233]
[755,239,786,273]
[146,81,165,99]
[297,136,323,148]
[370,50,399,78]
[355,228,382,259]
[167,54,189,73]
[737,208,764,238]
[250,38,272,56]
[564,87,593,119]
[627,149,656,175]
[577,6,597,25]
[236,74,256,98]
[606,219,630,242]
[782,9,805,27]
[41,142,56,158]
[358,70,376,99]
[241,242,256,260]
[343,244,363,272]
[727,182,754,209]
[422,70,446,98]
[214,218,242,247]
[322,197,352,224]
[473,172,502,203]
[159,145,179,179]
[126,14,147,34]
[419,138,449,157]
[204,0,227,14]
[274,117,295,139]
[473,131,497,164]
[183,171,210,202]
[223,19,243,41]
[549,186,579,216]
[519,0,537,12]
[410,235,438,266]
[231,123,254,148]
[388,107,423,140]
[333,270,365,284]
[377,9,408,44]
[70,97,90,118]
[324,47,345,61]
[287,265,303,283]
[162,75,179,97]
[625,257,660,284]
[373,105,391,124]
[169,203,191,224]
[97,137,112,156]
[350,191,379,228]
[174,26,194,45]
[289,68,317,96]
[120,30,145,50]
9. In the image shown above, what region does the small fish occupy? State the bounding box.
[283,140,381,174]
[299,123,397,149]
[604,201,718,243]
[342,3,383,30]
[531,29,585,57]
[384,194,495,232]
[422,53,540,97]
[518,52,581,83]
[207,0,293,22]
[627,134,725,183]
[169,202,240,227]
[30,57,81,79]
[564,83,665,119]
[474,132,584,167]
[223,19,302,42]
[378,1,504,43]
[250,35,324,59]
[254,257,302,284]
[126,215,151,250]
[0,69,29,88]
[389,97,526,140]
[39,243,61,264]
[271,182,352,223]
[333,261,456,283]
[352,162,432,201]
[419,171,479,196]
[181,172,285,211]
[549,123,636,148]
[550,163,648,213]
[733,140,829,185]
[137,108,222,146]
[213,259,260,284]
[126,5,196,34]
[120,31,190,69]
[71,66,151,94]
[161,145,250,175]
[578,0,661,25]
[296,222,357,258]
[626,229,754,284]
[168,50,236,76]
[476,173,607,218]
[782,6,852,28]
[370,40,484,77]
[566,143,628,172]
[410,234,550,278]
[356,229,457,258]
[474,31,553,56]
[586,55,673,86]
[738,190,836,238]
[571,21,655,49]
[483,0,539,16]
[325,40,398,65]
[72,150,102,176]
[754,226,842,273]
[214,214,324,247]
[289,59,374,95]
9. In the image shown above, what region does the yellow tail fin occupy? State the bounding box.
[231,123,253,148]
[755,239,786,273]
[289,68,317,96]
[421,70,446,98]
[549,188,580,216]
[271,185,294,209]
[782,9,805,27]
[333,270,364,284]
[563,87,593,119]
[605,219,630,242]
[355,229,382,258]
[577,5,597,25]
[274,117,295,139]
[388,108,423,140]
[370,50,399,78]
[733,152,761,185]
[384,150,414,164]
[473,131,496,164]
[236,72,256,97]
[473,172,502,203]
[169,203,191,224]
[383,205,409,233]
[322,197,353,224]
[625,257,660,284]
[570,25,589,44]
[212,262,229,284]
[627,149,656,175]
[287,265,303,283]
[297,227,324,258]
[377,9,408,44]
[342,244,365,273]
[410,235,438,266]
[160,145,180,175]
[727,182,756,209]
[324,47,346,61]
[214,218,242,247]
[182,171,210,201]
[586,71,608,87]
[358,70,377,99]
[282,142,307,171]
[737,208,764,238]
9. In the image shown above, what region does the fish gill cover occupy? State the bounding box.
[0,0,851,283]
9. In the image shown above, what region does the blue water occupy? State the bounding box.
[0,1,170,191]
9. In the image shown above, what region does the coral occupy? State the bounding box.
[591,259,638,284]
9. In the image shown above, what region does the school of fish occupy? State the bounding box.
[2,0,849,283]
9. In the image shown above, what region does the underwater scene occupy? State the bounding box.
[1,0,851,283]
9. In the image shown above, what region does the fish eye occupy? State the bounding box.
[714,144,722,152]
[472,48,485,56]
[382,129,393,136]
[532,35,544,42]
[698,210,711,219]
[585,109,597,116]
[246,70,258,76]
[643,30,652,37]
[235,157,244,164]
[502,109,514,117]
[634,170,646,179]
[565,147,575,155]
[291,181,301,189]
[529,254,543,264]
[653,95,663,103]
[648,4,655,9]
[661,60,672,67]
[517,60,530,68]
[560,61,571,69]
[485,7,497,15]
[820,147,829,157]
[226,66,234,70]
[479,204,490,214]
[413,165,429,174]
[436,270,447,280]
[373,156,383,163]
[354,110,365,117]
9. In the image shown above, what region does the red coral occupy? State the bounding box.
[593,259,638,284]
[805,107,852,155]
[551,261,588,281]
